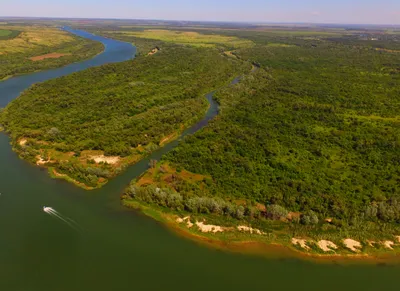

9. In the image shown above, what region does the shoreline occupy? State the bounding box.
[18,113,205,191]
[0,28,106,83]
[0,44,105,83]
[123,199,400,265]
[4,66,242,191]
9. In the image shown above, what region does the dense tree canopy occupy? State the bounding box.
[1,41,247,187]
[156,29,400,226]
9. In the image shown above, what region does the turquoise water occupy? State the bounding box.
[0,28,399,291]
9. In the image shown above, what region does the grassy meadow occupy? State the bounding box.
[0,25,103,80]
[0,29,13,37]
[0,29,20,40]
[109,29,254,48]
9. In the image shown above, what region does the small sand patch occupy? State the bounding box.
[148,47,160,56]
[30,53,71,61]
[91,155,120,165]
[237,225,264,235]
[317,240,338,252]
[36,156,51,165]
[383,241,394,250]
[196,221,224,233]
[52,169,66,178]
[375,48,400,53]
[291,238,310,250]
[343,239,362,252]
[159,132,177,146]
[183,216,193,228]
[19,138,27,146]
[176,216,193,228]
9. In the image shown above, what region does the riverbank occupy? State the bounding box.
[2,45,250,190]
[122,198,400,264]
[34,125,196,190]
[0,49,105,83]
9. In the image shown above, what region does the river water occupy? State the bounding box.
[0,28,399,291]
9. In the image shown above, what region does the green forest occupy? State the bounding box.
[0,40,248,188]
[120,27,400,238]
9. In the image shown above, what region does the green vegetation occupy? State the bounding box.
[3,22,400,254]
[103,29,254,48]
[88,29,164,56]
[0,40,248,188]
[121,26,400,249]
[0,25,103,80]
[0,29,20,40]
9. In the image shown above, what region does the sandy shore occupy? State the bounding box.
[125,199,400,264]
[318,240,338,252]
[91,155,120,164]
[343,239,362,252]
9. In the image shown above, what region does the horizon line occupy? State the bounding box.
[1,15,400,27]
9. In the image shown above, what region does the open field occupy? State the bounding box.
[113,29,254,48]
[0,25,103,79]
[0,26,76,54]
[0,29,12,36]
[0,29,20,40]
[29,52,71,61]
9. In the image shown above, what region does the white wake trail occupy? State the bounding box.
[43,207,81,231]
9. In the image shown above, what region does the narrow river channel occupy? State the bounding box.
[0,28,399,291]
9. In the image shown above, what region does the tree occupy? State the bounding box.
[267,204,289,220]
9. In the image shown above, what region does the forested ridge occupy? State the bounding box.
[0,41,248,188]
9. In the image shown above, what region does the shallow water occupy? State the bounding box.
[0,28,399,291]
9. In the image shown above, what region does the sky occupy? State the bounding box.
[1,0,400,25]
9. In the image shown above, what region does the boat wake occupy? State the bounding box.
[43,206,81,231]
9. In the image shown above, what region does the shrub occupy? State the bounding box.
[267,204,289,220]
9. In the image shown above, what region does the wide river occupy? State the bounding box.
[0,28,399,291]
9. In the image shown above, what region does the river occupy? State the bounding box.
[0,28,399,291]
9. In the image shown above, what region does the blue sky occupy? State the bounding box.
[1,0,400,24]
